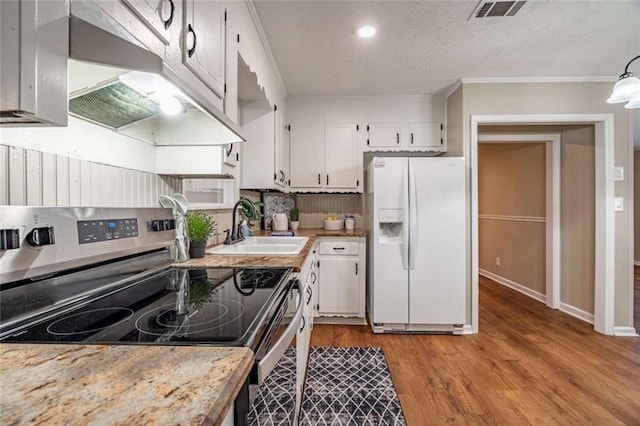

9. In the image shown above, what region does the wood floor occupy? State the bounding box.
[310,274,640,425]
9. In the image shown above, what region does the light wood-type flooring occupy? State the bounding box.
[310,273,640,425]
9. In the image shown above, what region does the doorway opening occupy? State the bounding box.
[477,134,560,311]
[470,114,616,335]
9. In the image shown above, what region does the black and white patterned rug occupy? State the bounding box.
[248,348,296,426]
[248,347,406,425]
[299,347,407,426]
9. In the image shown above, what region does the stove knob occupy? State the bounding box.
[164,219,176,230]
[26,227,55,247]
[151,220,166,232]
[0,229,20,250]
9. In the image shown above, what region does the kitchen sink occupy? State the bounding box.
[206,236,309,255]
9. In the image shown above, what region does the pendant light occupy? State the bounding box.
[607,55,640,108]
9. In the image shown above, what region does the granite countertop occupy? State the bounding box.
[0,344,253,426]
[175,228,366,271]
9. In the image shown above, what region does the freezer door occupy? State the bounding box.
[408,157,466,325]
[369,157,409,324]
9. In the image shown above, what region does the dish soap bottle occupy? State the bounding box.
[240,220,250,237]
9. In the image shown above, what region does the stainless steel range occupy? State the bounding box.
[0,207,302,426]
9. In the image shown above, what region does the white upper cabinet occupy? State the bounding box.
[325,123,358,189]
[183,0,226,99]
[289,122,361,193]
[367,122,443,150]
[409,122,443,148]
[240,107,289,191]
[120,0,175,45]
[223,143,238,167]
[274,106,288,189]
[366,123,402,148]
[289,123,324,188]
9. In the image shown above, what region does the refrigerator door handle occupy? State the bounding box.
[402,165,409,270]
[409,165,418,270]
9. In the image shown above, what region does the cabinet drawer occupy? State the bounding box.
[319,241,359,256]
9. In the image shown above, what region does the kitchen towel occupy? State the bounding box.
[299,347,407,426]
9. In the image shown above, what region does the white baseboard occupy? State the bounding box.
[479,269,546,303]
[613,326,639,337]
[559,302,594,324]
[634,260,640,267]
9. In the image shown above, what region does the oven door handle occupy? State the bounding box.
[257,279,304,383]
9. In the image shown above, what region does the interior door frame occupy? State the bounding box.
[470,114,616,335]
[477,133,561,310]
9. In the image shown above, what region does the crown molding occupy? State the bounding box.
[245,0,288,97]
[460,76,617,84]
[444,80,463,99]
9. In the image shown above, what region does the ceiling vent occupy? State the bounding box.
[472,1,527,18]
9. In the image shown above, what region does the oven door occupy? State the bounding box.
[250,278,302,399]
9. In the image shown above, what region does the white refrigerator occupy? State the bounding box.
[366,157,466,333]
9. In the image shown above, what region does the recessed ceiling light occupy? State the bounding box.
[357,26,376,38]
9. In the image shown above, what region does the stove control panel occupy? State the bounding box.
[77,218,139,244]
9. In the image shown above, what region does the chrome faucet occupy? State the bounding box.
[225,197,258,245]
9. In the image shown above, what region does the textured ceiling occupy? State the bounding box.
[253,0,640,97]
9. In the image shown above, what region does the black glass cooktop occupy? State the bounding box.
[1,267,291,348]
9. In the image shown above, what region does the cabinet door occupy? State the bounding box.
[367,123,402,148]
[325,123,358,189]
[289,123,324,188]
[273,107,287,189]
[121,0,175,44]
[222,143,237,167]
[409,122,443,148]
[318,258,359,314]
[183,0,225,98]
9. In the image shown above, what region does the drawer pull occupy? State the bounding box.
[333,247,345,251]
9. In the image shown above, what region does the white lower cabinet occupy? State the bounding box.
[292,243,317,422]
[316,238,366,321]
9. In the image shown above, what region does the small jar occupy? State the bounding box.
[345,216,355,230]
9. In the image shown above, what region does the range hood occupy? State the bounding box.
[68,11,243,145]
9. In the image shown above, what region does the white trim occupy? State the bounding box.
[559,302,594,324]
[460,325,474,335]
[613,326,639,337]
[594,119,616,336]
[461,76,617,84]
[445,79,463,99]
[245,1,288,96]
[478,132,561,310]
[634,261,640,266]
[471,114,616,336]
[478,214,546,223]
[479,269,546,303]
